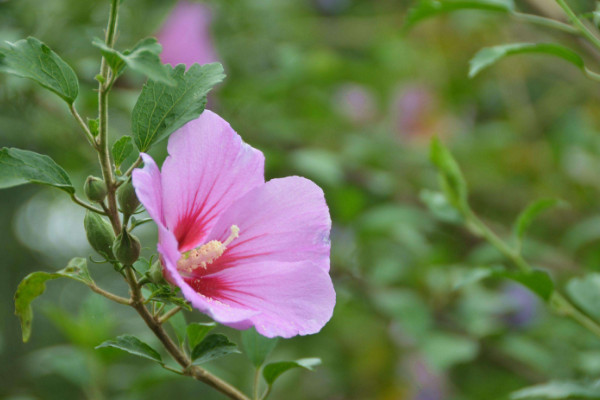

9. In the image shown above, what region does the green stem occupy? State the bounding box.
[259,386,272,400]
[162,364,185,375]
[512,12,579,34]
[555,0,600,51]
[253,368,261,400]
[551,293,600,338]
[158,306,182,324]
[71,194,106,214]
[88,282,131,305]
[120,156,143,183]
[584,67,600,82]
[97,0,121,234]
[464,209,600,338]
[123,265,250,400]
[464,209,530,272]
[91,3,250,399]
[68,104,97,148]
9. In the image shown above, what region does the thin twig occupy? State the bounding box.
[463,209,600,338]
[68,104,97,148]
[123,266,250,400]
[158,306,183,324]
[88,282,131,305]
[555,0,600,51]
[90,2,251,399]
[121,156,143,181]
[162,364,185,375]
[71,194,106,214]
[259,386,272,400]
[96,0,121,234]
[253,368,261,400]
[512,12,579,34]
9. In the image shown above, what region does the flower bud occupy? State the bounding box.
[117,179,140,218]
[84,176,107,203]
[113,229,141,265]
[147,260,166,284]
[84,211,115,259]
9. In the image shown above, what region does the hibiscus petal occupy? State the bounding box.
[203,176,331,275]
[160,110,265,252]
[132,153,165,225]
[157,1,219,68]
[194,261,336,338]
[157,223,259,325]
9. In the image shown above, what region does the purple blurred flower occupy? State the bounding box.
[312,0,351,15]
[407,356,447,400]
[392,84,436,139]
[157,1,219,68]
[502,283,539,328]
[333,83,376,124]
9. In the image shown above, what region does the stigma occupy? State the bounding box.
[177,225,239,273]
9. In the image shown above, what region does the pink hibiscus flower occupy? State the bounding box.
[157,1,219,68]
[132,111,335,338]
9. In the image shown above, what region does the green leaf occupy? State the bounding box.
[87,118,99,137]
[111,136,134,169]
[262,358,321,386]
[0,37,78,104]
[241,327,278,367]
[92,37,174,85]
[15,258,93,342]
[131,63,225,151]
[143,283,192,311]
[167,307,187,345]
[453,265,554,301]
[566,274,600,321]
[0,148,74,194]
[511,380,600,399]
[420,189,463,224]
[429,137,468,211]
[422,333,479,370]
[513,198,567,249]
[57,257,94,285]
[186,322,216,349]
[191,334,240,364]
[96,334,162,363]
[15,273,58,343]
[453,265,505,290]
[405,0,513,30]
[504,269,554,301]
[469,43,586,78]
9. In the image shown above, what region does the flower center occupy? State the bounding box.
[176,225,239,273]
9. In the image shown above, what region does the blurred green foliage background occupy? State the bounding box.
[4,0,600,399]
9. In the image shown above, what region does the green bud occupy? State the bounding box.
[113,229,141,265]
[84,211,115,259]
[117,179,140,218]
[84,176,107,203]
[87,118,99,137]
[147,260,166,284]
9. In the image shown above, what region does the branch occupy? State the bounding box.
[70,194,106,214]
[512,12,579,34]
[123,266,250,400]
[158,306,182,324]
[96,0,122,234]
[68,104,97,148]
[88,282,131,305]
[464,209,600,339]
[555,0,600,51]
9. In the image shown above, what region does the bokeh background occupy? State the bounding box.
[3,0,600,399]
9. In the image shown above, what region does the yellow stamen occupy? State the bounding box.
[177,225,239,273]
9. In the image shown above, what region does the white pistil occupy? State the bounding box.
[177,225,239,273]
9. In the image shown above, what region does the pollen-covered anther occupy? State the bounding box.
[177,225,240,273]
